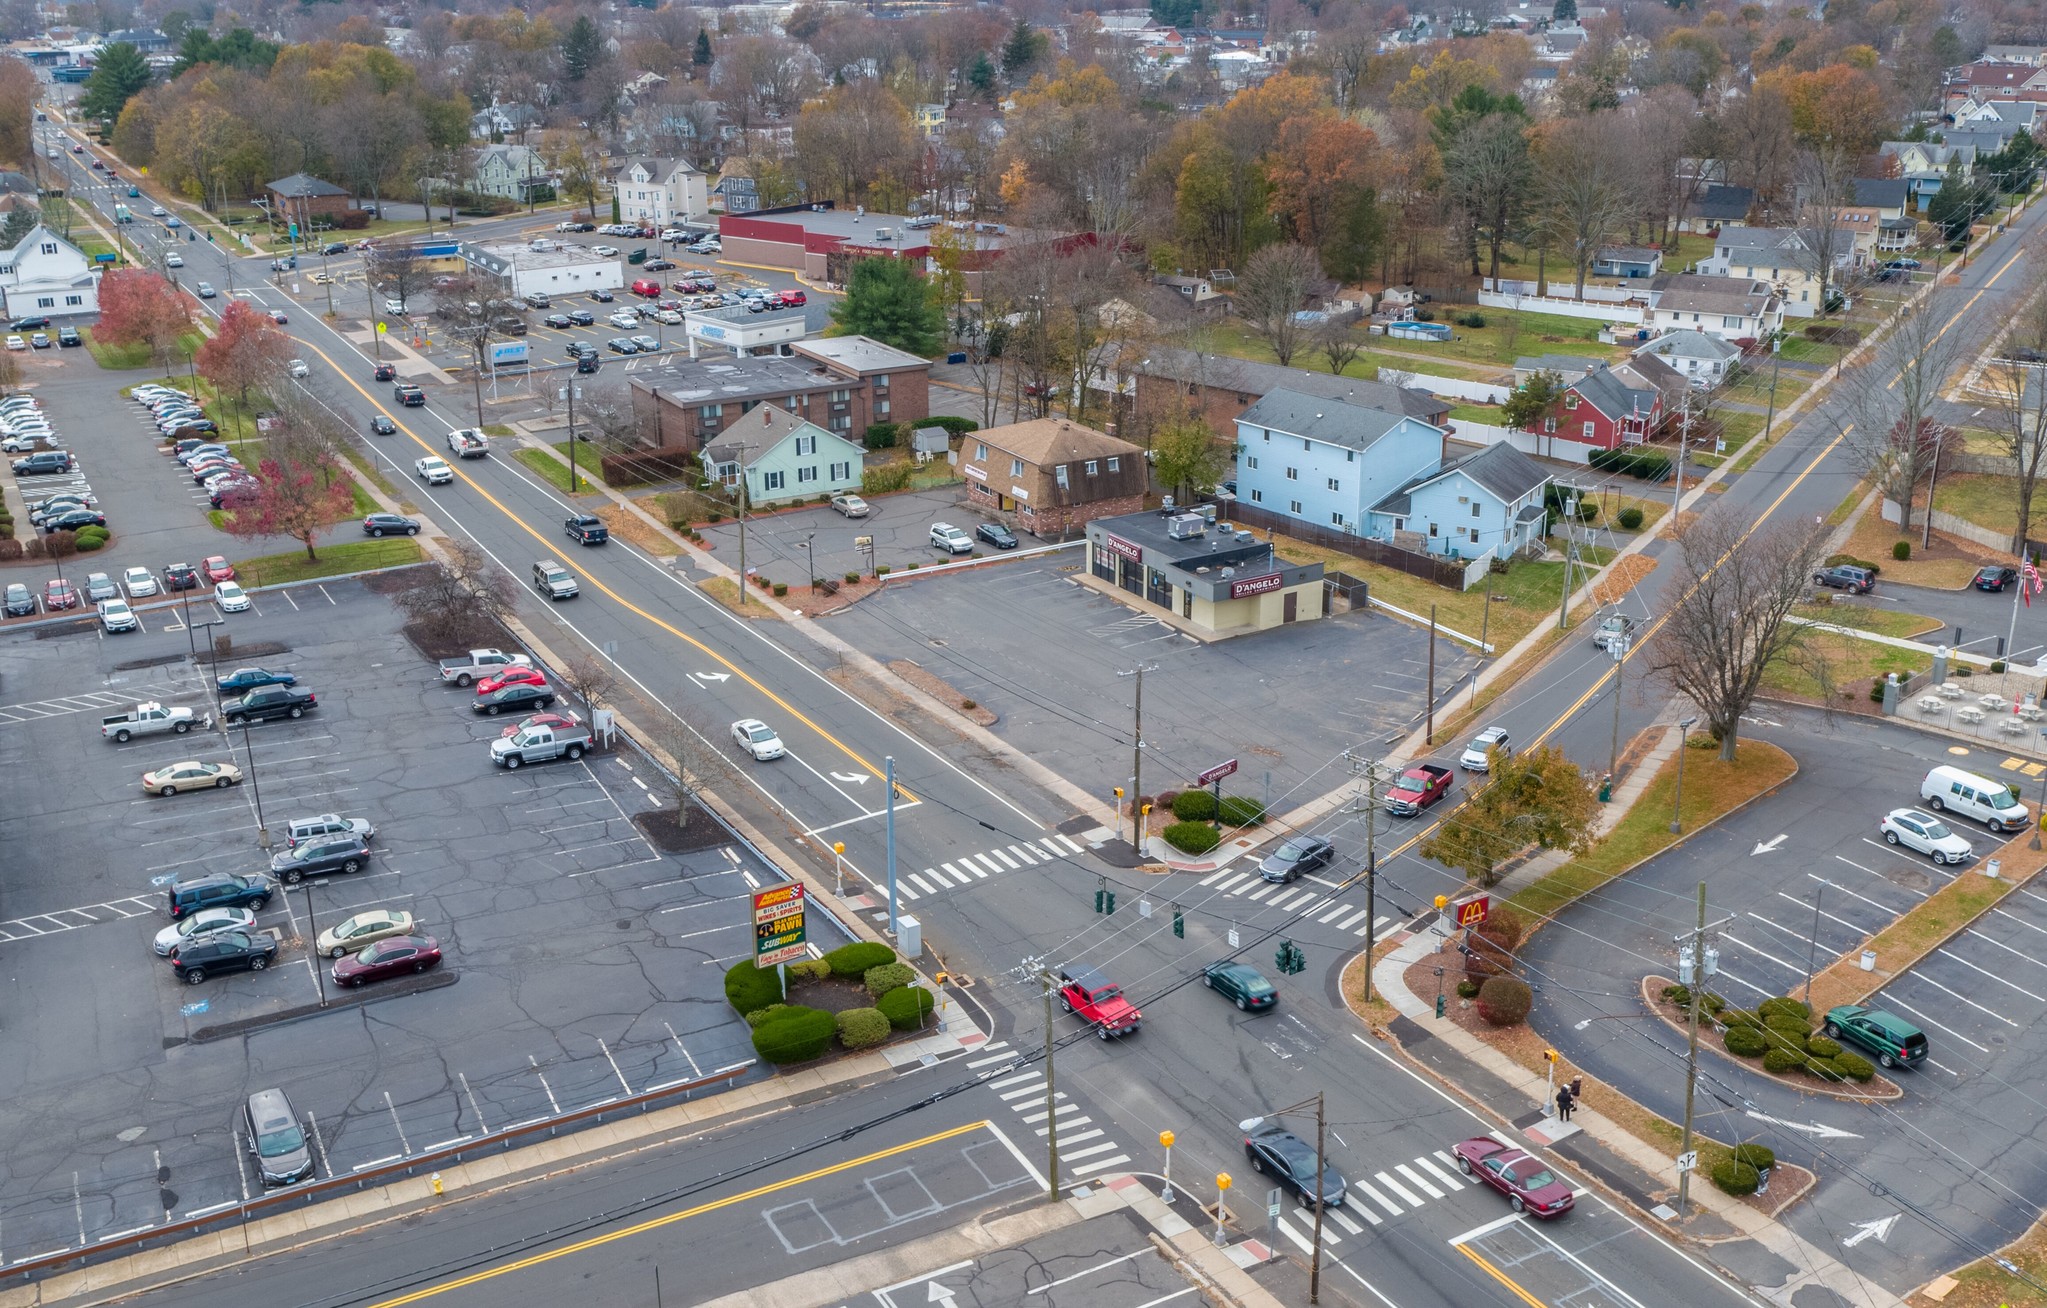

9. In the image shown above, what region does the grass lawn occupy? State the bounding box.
[1932,472,2018,540]
[1509,738,1797,926]
[481,423,515,437]
[1841,497,1997,588]
[230,537,421,587]
[1761,626,1926,703]
[1367,307,1620,370]
[1447,402,1505,425]
[516,446,595,493]
[1776,333,1848,367]
[83,330,205,371]
[1792,602,1942,638]
[1180,320,1514,385]
[1361,349,1503,385]
[339,445,404,504]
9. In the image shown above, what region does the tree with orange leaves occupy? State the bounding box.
[94,269,193,373]
[1265,115,1384,282]
[196,299,294,420]
[1755,64,1890,156]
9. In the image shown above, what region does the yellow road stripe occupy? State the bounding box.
[366,1120,993,1306]
[296,336,919,800]
[1453,1242,1552,1308]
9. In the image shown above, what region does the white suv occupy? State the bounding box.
[1880,808,1975,867]
[929,522,973,555]
[415,456,454,485]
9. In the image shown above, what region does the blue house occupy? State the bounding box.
[1366,443,1553,562]
[1232,388,1446,535]
[702,404,864,508]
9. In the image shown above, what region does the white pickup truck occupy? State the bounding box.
[438,648,531,687]
[101,701,198,742]
[447,428,489,458]
[490,722,592,768]
[415,455,454,485]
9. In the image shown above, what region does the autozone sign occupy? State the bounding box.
[753,882,808,966]
[1454,894,1490,929]
[1228,572,1286,599]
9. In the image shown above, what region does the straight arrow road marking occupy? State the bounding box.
[1842,1215,1899,1247]
[1752,835,1788,855]
[1743,1110,1861,1140]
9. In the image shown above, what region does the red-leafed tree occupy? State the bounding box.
[219,457,355,562]
[94,269,193,372]
[196,300,293,418]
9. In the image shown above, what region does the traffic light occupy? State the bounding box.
[1274,940,1305,975]
[1172,905,1185,939]
[1435,993,1447,1018]
[1543,1048,1558,1064]
[1105,888,1116,915]
[1094,877,1115,915]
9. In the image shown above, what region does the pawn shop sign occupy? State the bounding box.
[753,882,808,966]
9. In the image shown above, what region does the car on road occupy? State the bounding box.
[1973,565,2020,592]
[472,682,555,716]
[1057,964,1141,1037]
[201,556,235,583]
[731,719,786,760]
[214,581,251,612]
[930,522,973,554]
[383,299,407,316]
[143,759,243,796]
[287,359,308,378]
[195,282,215,298]
[364,512,419,537]
[370,415,396,435]
[98,598,138,632]
[1880,807,1974,866]
[42,578,77,610]
[1453,1138,1574,1218]
[416,456,454,484]
[533,559,579,600]
[321,242,348,256]
[1591,612,1637,651]
[165,253,183,267]
[373,363,396,382]
[170,930,277,984]
[1812,564,1876,593]
[1823,1005,1927,1069]
[224,685,317,725]
[316,909,418,959]
[1259,835,1334,883]
[217,667,295,692]
[395,383,425,407]
[3,582,33,616]
[566,514,609,545]
[976,522,1019,550]
[1201,960,1276,1011]
[269,835,370,884]
[83,572,118,602]
[830,492,869,518]
[166,872,273,918]
[1460,726,1511,772]
[269,310,288,324]
[122,566,160,599]
[162,561,200,591]
[152,906,258,957]
[1244,1126,1345,1207]
[332,934,442,987]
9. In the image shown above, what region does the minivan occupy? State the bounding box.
[244,1088,313,1185]
[1824,1005,1927,1069]
[1921,765,2033,833]
[630,279,662,298]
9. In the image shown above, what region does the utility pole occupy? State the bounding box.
[1361,761,1380,1003]
[734,444,753,605]
[1040,968,1060,1201]
[1922,422,1949,552]
[1118,665,1156,847]
[1675,882,1728,1218]
[1671,391,1691,518]
[1608,633,1630,778]
[562,382,582,491]
[1311,1090,1327,1304]
[885,755,899,937]
[1555,500,1575,632]
[1762,336,1783,441]
[1425,605,1437,745]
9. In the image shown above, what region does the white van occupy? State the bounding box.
[1921,765,2033,833]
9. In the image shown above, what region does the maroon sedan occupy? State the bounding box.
[331,934,441,987]
[43,578,79,610]
[1453,1138,1575,1219]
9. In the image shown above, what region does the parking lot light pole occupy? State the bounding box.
[237,720,270,849]
[303,881,328,1008]
[1670,715,1698,834]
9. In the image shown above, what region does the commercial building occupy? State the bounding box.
[717,204,1013,289]
[683,301,810,359]
[960,419,1146,539]
[461,240,625,302]
[625,336,930,456]
[1083,508,1325,639]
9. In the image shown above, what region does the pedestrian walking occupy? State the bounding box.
[1556,1086,1575,1121]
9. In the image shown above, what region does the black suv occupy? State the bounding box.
[269,835,370,884]
[224,684,318,724]
[171,930,278,984]
[11,450,73,476]
[166,872,275,918]
[394,383,425,407]
[57,327,79,347]
[1812,564,1876,593]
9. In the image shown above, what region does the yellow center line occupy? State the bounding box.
[295,336,919,801]
[365,1120,993,1307]
[1453,1241,1553,1308]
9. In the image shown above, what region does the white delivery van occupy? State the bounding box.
[1921,765,2033,833]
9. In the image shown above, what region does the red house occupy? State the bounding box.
[1536,363,1662,452]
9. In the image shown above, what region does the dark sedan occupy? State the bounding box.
[332,934,442,987]
[370,415,396,435]
[162,562,201,591]
[976,522,1019,550]
[1202,960,1276,1011]
[224,685,317,724]
[1975,565,2021,592]
[41,507,105,533]
[1245,1127,1346,1207]
[605,337,639,354]
[1259,835,1334,884]
[541,313,572,329]
[218,666,296,692]
[590,289,615,302]
[170,930,278,985]
[472,682,556,716]
[1453,1137,1575,1218]
[269,835,369,884]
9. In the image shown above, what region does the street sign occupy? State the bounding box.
[1227,928,1240,949]
[1267,1187,1282,1224]
[1454,894,1491,929]
[752,882,807,966]
[1196,759,1239,786]
[1675,1150,1698,1173]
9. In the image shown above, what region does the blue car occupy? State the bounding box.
[217,666,297,693]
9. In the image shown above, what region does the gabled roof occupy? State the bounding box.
[1597,246,1661,264]
[1139,346,1449,420]
[1567,364,1659,421]
[1848,177,1909,209]
[1651,273,1773,318]
[613,156,702,184]
[1634,329,1740,362]
[971,418,1139,466]
[1687,184,1753,223]
[1237,388,1418,453]
[1610,352,1686,399]
[2,222,83,265]
[1372,443,1553,517]
[266,173,347,199]
[1516,353,1596,380]
[702,404,840,465]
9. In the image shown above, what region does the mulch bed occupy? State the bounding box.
[631,806,730,853]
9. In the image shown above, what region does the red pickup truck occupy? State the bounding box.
[1386,763,1454,817]
[1058,965,1141,1039]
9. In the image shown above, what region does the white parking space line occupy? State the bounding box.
[1887,971,2020,1027]
[1990,906,2047,937]
[1718,931,1803,976]
[1934,946,2047,1000]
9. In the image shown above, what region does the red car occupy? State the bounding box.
[202,555,235,583]
[331,934,442,987]
[1453,1138,1575,1219]
[501,710,580,738]
[630,279,661,298]
[477,665,548,695]
[43,578,78,610]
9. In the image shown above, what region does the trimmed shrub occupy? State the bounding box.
[1992,661,2008,673]
[1834,1051,1875,1081]
[786,958,831,983]
[1163,821,1221,854]
[772,583,788,598]
[1954,663,1974,677]
[1711,1160,1761,1195]
[823,940,896,979]
[1617,506,1644,530]
[845,572,861,584]
[745,1003,790,1029]
[1761,1048,1804,1073]
[1217,795,1267,826]
[1720,1008,1761,1028]
[1172,789,1219,821]
[864,422,900,450]
[836,1007,891,1049]
[1805,1055,1849,1081]
[1456,977,1482,999]
[1588,448,1673,482]
[752,1006,837,1063]
[1758,996,1810,1021]
[878,984,935,1030]
[927,416,978,437]
[1723,1025,1769,1058]
[1662,984,1691,1006]
[1474,975,1532,1026]
[1702,991,1727,1014]
[1153,788,1181,815]
[1804,1036,1841,1058]
[0,538,20,560]
[863,961,916,998]
[1763,1016,1812,1041]
[1825,553,1881,577]
[724,960,784,1014]
[74,534,104,551]
[1892,539,1911,561]
[1733,1143,1776,1172]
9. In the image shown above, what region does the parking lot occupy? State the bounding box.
[0,577,819,1257]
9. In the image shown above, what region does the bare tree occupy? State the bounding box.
[1236,242,1327,368]
[1649,507,1832,761]
[393,542,517,648]
[1789,145,1856,318]
[1534,113,1639,298]
[650,710,718,828]
[1828,287,1975,536]
[1315,317,1363,375]
[557,652,620,711]
[1988,272,2047,553]
[366,242,435,317]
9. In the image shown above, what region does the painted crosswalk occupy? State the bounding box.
[891,834,1089,902]
[1267,1147,1483,1245]
[967,1039,1131,1180]
[1195,867,1403,939]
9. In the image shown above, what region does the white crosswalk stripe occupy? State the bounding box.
[1353,1177,1402,1216]
[1317,903,1352,923]
[1068,1153,1131,1176]
[859,835,1111,905]
[907,872,939,895]
[989,847,1020,870]
[1375,1171,1423,1206]
[1009,844,1040,864]
[1416,1154,1466,1189]
[1395,1162,1444,1199]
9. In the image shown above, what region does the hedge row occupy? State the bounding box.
[730,941,944,1060]
[1588,448,1672,482]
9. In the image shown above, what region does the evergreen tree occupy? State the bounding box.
[0,203,38,247]
[78,43,150,125]
[1552,0,1577,20]
[1928,157,1991,243]
[966,51,997,98]
[694,28,714,67]
[562,15,603,82]
[1000,20,1047,79]
[829,257,944,357]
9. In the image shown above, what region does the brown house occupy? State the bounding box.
[264,172,354,221]
[626,336,931,457]
[962,419,1146,539]
[1130,346,1451,443]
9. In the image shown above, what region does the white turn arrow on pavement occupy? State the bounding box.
[1751,835,1788,856]
[927,1283,958,1307]
[694,671,730,683]
[1745,1109,1860,1140]
[830,771,870,784]
[1842,1215,1899,1248]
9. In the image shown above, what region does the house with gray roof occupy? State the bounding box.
[1231,387,1447,536]
[1528,361,1662,452]
[701,404,864,507]
[1592,246,1663,279]
[1633,329,1741,387]
[1681,184,1754,233]
[1698,228,1852,317]
[1366,442,1553,562]
[1646,273,1780,340]
[1133,345,1452,440]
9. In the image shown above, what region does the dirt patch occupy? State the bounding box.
[631,806,730,853]
[1588,553,1657,606]
[400,616,509,664]
[190,641,291,664]
[786,975,881,1016]
[887,659,998,726]
[698,575,784,619]
[595,503,681,556]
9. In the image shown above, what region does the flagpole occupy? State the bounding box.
[2014,554,2036,672]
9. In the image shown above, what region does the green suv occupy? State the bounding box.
[1823,1006,1926,1069]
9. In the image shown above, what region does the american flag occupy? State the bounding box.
[2025,558,2043,608]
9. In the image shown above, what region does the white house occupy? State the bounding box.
[1366,442,1553,562]
[1633,329,1742,387]
[0,223,97,318]
[611,157,708,228]
[1645,273,1781,341]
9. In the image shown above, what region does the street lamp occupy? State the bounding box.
[1607,632,1630,780]
[1670,715,1699,834]
[1240,1094,1329,1303]
[236,719,271,849]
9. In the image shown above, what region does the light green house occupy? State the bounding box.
[701,404,865,507]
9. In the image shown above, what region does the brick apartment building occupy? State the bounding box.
[625,336,931,457]
[961,418,1146,540]
[1129,346,1450,443]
